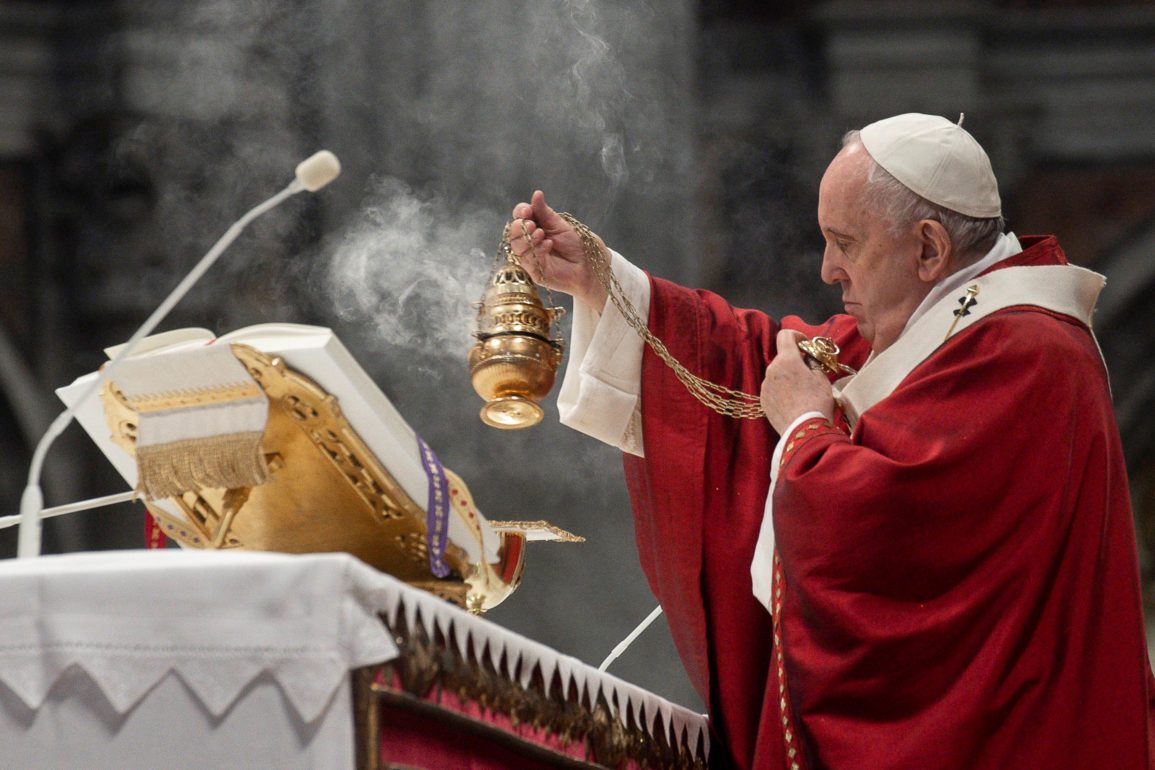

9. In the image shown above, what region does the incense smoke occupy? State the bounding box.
[324,178,494,360]
[317,0,676,364]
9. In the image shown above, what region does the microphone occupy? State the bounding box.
[16,150,342,559]
[293,150,341,192]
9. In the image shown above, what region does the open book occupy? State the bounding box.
[57,323,580,611]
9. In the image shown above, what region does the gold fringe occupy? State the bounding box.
[136,432,269,500]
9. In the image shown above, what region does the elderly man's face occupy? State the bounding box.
[817,144,930,353]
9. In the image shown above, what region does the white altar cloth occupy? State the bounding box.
[0,548,711,769]
[0,549,401,770]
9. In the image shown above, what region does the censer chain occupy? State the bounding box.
[502,225,562,339]
[558,212,765,421]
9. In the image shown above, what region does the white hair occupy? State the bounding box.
[841,130,1005,260]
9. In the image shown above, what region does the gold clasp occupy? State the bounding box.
[798,336,856,377]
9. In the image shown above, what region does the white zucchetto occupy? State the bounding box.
[859,113,1002,219]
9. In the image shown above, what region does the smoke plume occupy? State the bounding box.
[324,177,495,359]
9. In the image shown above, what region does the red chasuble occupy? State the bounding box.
[623,236,1155,769]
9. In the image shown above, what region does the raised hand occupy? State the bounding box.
[507,190,609,311]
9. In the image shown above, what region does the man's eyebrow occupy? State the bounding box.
[822,227,855,240]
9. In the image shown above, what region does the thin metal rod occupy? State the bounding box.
[598,604,664,673]
[0,491,138,530]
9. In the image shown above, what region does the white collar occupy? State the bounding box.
[838,260,1104,426]
[899,231,1022,339]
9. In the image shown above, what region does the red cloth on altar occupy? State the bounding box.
[623,236,1155,769]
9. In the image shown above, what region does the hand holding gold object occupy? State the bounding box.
[797,336,857,377]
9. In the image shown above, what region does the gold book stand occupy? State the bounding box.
[97,339,579,613]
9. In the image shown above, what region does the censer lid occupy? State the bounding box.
[474,262,560,342]
[485,263,540,295]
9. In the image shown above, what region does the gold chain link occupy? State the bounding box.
[557,212,765,420]
[501,224,562,339]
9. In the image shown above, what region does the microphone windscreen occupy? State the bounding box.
[295,150,342,192]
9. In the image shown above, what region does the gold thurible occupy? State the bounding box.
[469,235,565,429]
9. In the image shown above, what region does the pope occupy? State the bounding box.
[507,114,1155,769]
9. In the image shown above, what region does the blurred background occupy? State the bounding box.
[1,0,1154,711]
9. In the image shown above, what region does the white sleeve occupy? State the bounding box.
[556,250,649,457]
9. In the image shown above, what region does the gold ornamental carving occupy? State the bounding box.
[102,343,530,612]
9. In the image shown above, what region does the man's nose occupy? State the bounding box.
[820,245,842,285]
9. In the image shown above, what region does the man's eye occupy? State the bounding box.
[837,241,849,253]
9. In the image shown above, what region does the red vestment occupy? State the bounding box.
[623,236,1155,769]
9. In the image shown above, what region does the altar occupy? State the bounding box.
[0,549,709,769]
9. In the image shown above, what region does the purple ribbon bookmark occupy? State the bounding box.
[416,435,451,578]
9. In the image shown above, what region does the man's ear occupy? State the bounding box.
[915,219,953,283]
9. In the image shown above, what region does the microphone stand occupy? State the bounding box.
[1,492,137,532]
[17,152,339,558]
